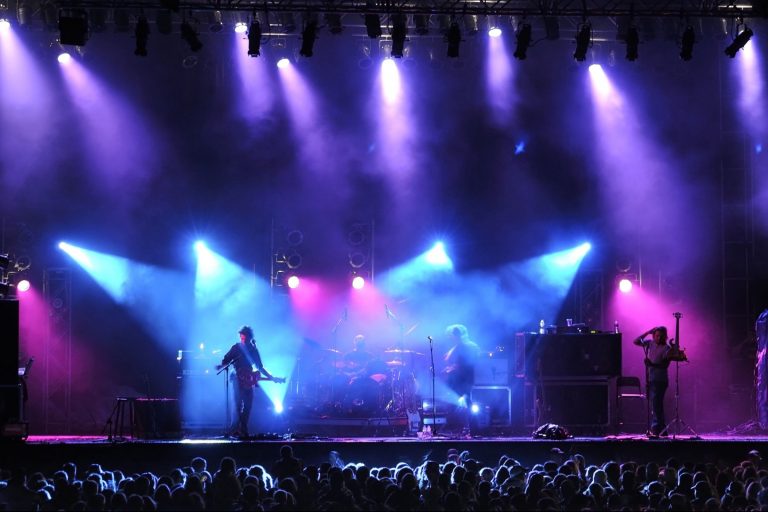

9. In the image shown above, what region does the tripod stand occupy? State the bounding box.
[663,358,699,439]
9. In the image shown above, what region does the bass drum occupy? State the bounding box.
[343,376,383,417]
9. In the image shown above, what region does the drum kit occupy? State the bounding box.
[307,347,424,417]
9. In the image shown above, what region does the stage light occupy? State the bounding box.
[463,14,479,35]
[16,280,30,293]
[626,26,639,61]
[325,13,343,34]
[446,21,461,58]
[365,13,382,38]
[680,25,695,61]
[287,275,300,289]
[471,403,480,414]
[58,9,89,46]
[277,57,290,68]
[0,18,11,32]
[180,20,203,52]
[248,20,261,56]
[425,242,451,267]
[391,13,407,58]
[574,23,591,62]
[724,25,753,58]
[57,52,72,64]
[234,22,247,33]
[274,401,284,414]
[487,15,502,37]
[299,19,318,57]
[209,10,223,32]
[134,15,149,57]
[618,278,633,293]
[352,275,365,289]
[414,14,429,35]
[513,22,532,59]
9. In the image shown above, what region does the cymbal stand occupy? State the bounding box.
[664,359,699,439]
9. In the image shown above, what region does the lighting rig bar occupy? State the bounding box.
[34,0,765,19]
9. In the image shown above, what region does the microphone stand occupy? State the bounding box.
[217,358,237,437]
[428,336,437,435]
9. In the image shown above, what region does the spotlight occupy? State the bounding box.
[180,20,202,52]
[247,20,261,56]
[487,15,502,37]
[513,22,532,59]
[724,25,753,58]
[626,26,639,61]
[234,21,247,34]
[680,25,695,61]
[209,10,223,32]
[58,9,89,46]
[134,15,149,57]
[391,13,407,58]
[299,19,317,57]
[17,279,30,293]
[57,52,71,64]
[352,275,365,290]
[618,278,633,293]
[287,275,300,289]
[0,19,10,31]
[365,13,382,38]
[446,21,461,58]
[413,14,429,35]
[573,22,591,62]
[276,57,290,68]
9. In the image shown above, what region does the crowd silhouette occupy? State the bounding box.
[2,445,767,510]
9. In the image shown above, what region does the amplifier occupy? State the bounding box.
[133,398,181,439]
[471,386,512,426]
[521,333,621,378]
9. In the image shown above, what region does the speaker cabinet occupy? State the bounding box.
[522,333,621,378]
[0,300,19,386]
[471,386,512,425]
[525,379,611,427]
[133,398,181,439]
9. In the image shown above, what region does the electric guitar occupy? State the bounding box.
[669,312,688,362]
[236,369,286,388]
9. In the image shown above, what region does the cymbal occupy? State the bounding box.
[385,360,406,367]
[384,348,424,356]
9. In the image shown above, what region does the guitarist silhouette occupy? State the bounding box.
[217,325,285,438]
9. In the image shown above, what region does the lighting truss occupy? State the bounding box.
[26,1,763,19]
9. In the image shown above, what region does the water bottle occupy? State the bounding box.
[614,321,620,334]
[539,319,545,334]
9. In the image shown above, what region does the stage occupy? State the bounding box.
[3,429,768,477]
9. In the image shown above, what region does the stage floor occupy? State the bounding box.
[4,431,768,477]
